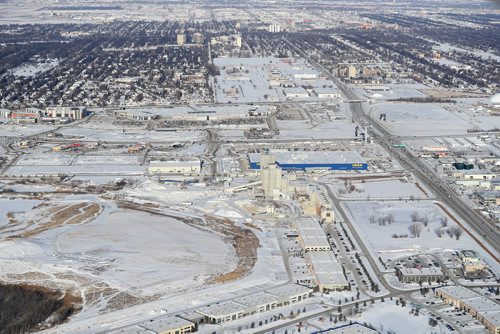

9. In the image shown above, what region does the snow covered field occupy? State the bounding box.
[56,209,236,289]
[331,179,430,199]
[342,200,499,271]
[10,59,60,78]
[276,120,356,140]
[370,103,471,136]
[56,127,202,143]
[0,195,239,319]
[0,199,42,226]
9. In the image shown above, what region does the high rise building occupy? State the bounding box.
[192,32,204,44]
[177,32,186,46]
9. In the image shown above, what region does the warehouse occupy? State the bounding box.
[111,315,195,334]
[248,151,368,171]
[148,160,201,175]
[436,286,500,334]
[308,251,348,292]
[295,217,331,252]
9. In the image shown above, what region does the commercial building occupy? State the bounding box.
[9,108,41,123]
[308,251,348,292]
[248,151,368,171]
[268,23,282,33]
[436,286,500,334]
[177,33,186,46]
[0,109,11,118]
[191,32,204,44]
[295,217,331,252]
[148,160,201,175]
[395,267,446,284]
[476,191,500,205]
[314,87,341,99]
[283,87,310,99]
[196,301,245,324]
[196,284,312,324]
[110,315,195,334]
[45,106,90,120]
[458,250,485,273]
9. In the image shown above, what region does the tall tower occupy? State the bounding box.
[177,32,186,46]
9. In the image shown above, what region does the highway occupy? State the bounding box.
[284,37,500,262]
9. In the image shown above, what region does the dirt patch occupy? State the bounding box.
[204,215,260,284]
[21,202,102,238]
[415,182,428,196]
[419,88,487,99]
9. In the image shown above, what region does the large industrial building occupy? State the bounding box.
[248,151,368,171]
[195,284,312,324]
[436,286,500,334]
[148,160,201,175]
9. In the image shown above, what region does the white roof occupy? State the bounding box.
[248,151,366,165]
[149,160,200,167]
[266,284,312,298]
[233,291,279,307]
[138,316,193,333]
[308,251,348,287]
[398,267,444,276]
[196,301,245,317]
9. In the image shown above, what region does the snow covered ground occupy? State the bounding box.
[56,209,236,289]
[331,179,430,199]
[56,127,202,143]
[9,58,60,78]
[370,103,471,136]
[0,199,42,226]
[342,200,500,272]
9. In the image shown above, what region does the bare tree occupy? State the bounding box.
[434,227,443,238]
[440,216,448,228]
[387,213,395,225]
[369,215,376,224]
[410,212,419,222]
[377,216,386,226]
[408,223,423,238]
[421,214,430,227]
[448,226,464,240]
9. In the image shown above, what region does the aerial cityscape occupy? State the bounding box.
[0,0,499,333]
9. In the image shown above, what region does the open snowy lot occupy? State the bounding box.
[56,127,202,143]
[276,120,356,140]
[331,178,431,199]
[342,200,499,271]
[56,209,235,289]
[0,195,238,316]
[370,103,471,136]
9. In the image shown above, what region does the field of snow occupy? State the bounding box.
[56,209,235,289]
[332,179,430,199]
[6,165,146,176]
[16,153,73,166]
[276,120,356,140]
[73,155,140,165]
[10,59,60,78]
[342,200,499,270]
[0,199,42,226]
[357,302,449,334]
[0,124,56,137]
[370,103,471,136]
[57,127,202,143]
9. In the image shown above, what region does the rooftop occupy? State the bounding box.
[248,151,366,166]
[138,316,194,333]
[196,301,245,317]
